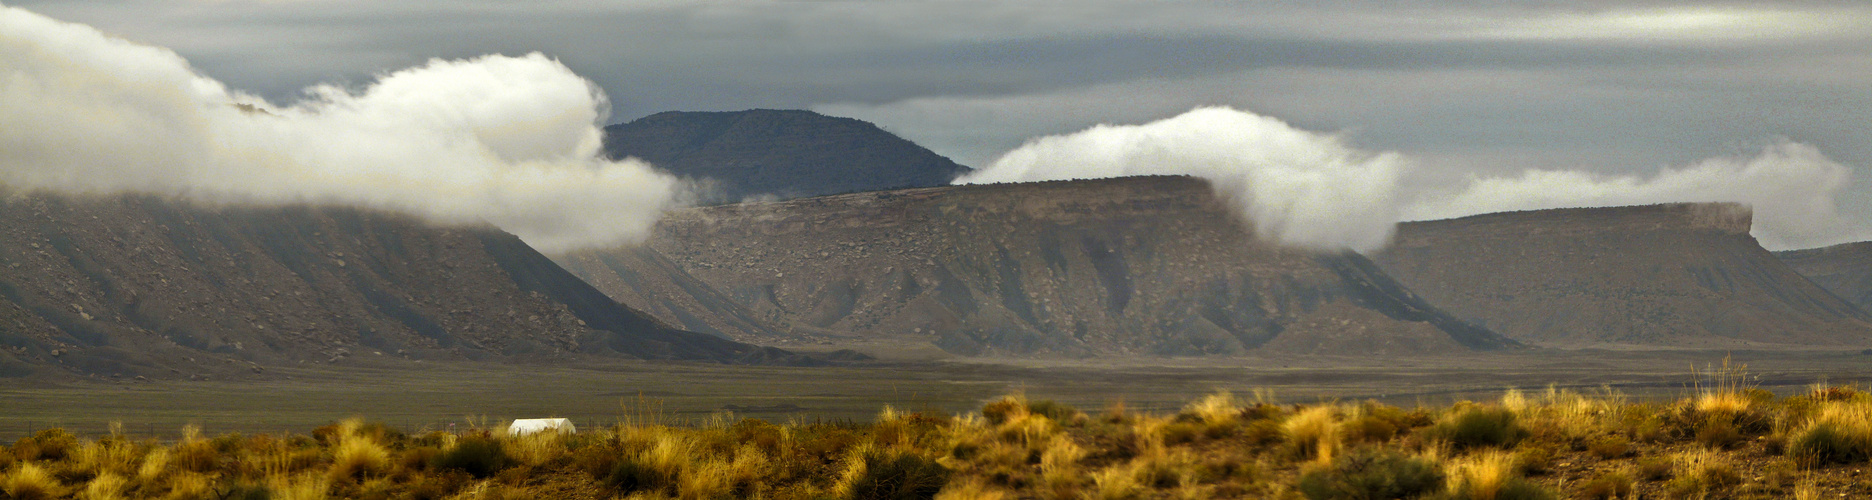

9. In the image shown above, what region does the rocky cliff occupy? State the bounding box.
[563,176,1516,357]
[1376,204,1872,348]
[601,109,972,202]
[0,192,807,379]
[1777,242,1872,312]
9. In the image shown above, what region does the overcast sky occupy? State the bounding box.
[10,0,1872,245]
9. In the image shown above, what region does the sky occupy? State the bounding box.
[6,1,1872,250]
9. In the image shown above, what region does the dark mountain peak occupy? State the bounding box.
[602,109,972,203]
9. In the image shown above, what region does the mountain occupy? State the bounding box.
[553,246,790,341]
[560,175,1517,357]
[1375,204,1872,348]
[0,191,809,379]
[601,109,972,202]
[1777,242,1872,311]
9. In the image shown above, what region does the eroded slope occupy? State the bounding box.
[0,192,804,378]
[582,176,1513,357]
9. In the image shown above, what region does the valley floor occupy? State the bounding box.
[2,349,1868,441]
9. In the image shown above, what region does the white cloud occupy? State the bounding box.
[957,106,1407,252]
[1406,141,1866,250]
[0,5,679,253]
[962,107,1869,252]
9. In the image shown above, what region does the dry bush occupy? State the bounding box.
[1295,446,1442,500]
[77,472,126,500]
[1425,405,1526,451]
[1284,406,1341,462]
[1578,470,1632,500]
[1788,399,1872,467]
[327,434,390,483]
[935,476,1010,500]
[1443,450,1556,500]
[1587,436,1632,460]
[3,462,64,500]
[1664,449,1739,498]
[268,471,330,500]
[1088,461,1143,500]
[12,429,77,462]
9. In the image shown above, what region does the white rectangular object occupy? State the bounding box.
[507,418,576,436]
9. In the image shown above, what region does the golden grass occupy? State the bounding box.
[10,363,1872,500]
[1445,450,1518,500]
[1282,405,1339,462]
[77,472,126,500]
[2,462,62,500]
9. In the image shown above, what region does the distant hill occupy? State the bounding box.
[561,176,1517,357]
[1375,204,1872,348]
[0,192,810,379]
[601,109,971,202]
[1777,242,1872,311]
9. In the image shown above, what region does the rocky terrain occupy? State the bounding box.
[1376,204,1872,348]
[562,176,1516,357]
[0,191,807,379]
[1777,242,1872,311]
[602,109,972,203]
[553,246,789,341]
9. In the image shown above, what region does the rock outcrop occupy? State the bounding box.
[564,176,1516,357]
[0,192,808,378]
[1376,204,1872,348]
[601,109,971,203]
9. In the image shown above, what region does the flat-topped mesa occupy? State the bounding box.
[1394,202,1752,244]
[584,175,1518,358]
[1377,202,1871,349]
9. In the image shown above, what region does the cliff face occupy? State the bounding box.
[601,109,972,203]
[1777,242,1872,311]
[0,192,805,378]
[569,176,1515,357]
[1377,204,1872,348]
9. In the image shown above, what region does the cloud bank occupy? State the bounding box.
[956,107,1408,252]
[0,5,678,253]
[961,107,1865,251]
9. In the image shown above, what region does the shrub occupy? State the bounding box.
[1442,451,1556,500]
[1284,406,1340,460]
[1342,415,1399,445]
[1426,407,1526,450]
[2,462,62,500]
[1635,457,1673,481]
[1694,418,1744,449]
[12,429,77,461]
[842,451,950,500]
[433,437,509,479]
[1587,436,1631,459]
[1789,401,1872,467]
[1578,471,1632,499]
[327,436,390,483]
[1295,447,1442,500]
[1665,451,1739,498]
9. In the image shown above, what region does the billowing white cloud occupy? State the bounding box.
[0,5,678,253]
[1406,141,1866,250]
[957,106,1408,252]
[963,107,1869,252]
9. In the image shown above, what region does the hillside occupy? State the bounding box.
[601,109,972,202]
[0,192,808,379]
[553,246,790,341]
[561,176,1516,357]
[1376,204,1872,348]
[1777,242,1872,311]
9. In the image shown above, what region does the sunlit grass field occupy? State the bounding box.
[5,358,1872,499]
